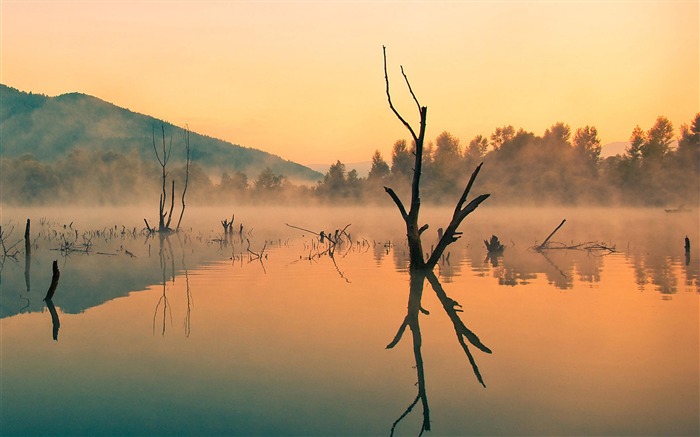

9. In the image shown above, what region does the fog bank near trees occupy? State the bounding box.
[1,114,698,208]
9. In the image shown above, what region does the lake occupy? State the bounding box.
[1,206,698,436]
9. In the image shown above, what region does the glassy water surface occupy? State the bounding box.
[1,206,698,436]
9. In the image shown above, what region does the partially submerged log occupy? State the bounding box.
[535,219,566,252]
[533,219,615,254]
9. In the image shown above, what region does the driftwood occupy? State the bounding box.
[533,219,615,254]
[665,204,692,213]
[382,46,488,271]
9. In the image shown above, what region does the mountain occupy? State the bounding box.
[601,141,629,158]
[0,84,322,181]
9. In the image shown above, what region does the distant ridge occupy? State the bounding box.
[601,141,629,158]
[307,161,372,178]
[0,84,322,181]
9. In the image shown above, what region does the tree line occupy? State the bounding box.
[1,114,697,207]
[320,113,699,206]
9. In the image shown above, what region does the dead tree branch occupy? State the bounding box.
[533,219,615,254]
[176,125,191,232]
[536,219,566,251]
[425,271,491,387]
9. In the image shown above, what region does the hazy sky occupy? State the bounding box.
[2,1,698,165]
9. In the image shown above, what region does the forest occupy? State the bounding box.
[1,113,698,207]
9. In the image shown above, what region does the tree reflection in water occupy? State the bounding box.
[43,260,61,341]
[152,233,174,336]
[149,232,194,337]
[387,269,491,436]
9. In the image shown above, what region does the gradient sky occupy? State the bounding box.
[2,1,698,165]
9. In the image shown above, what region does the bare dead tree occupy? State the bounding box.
[144,124,191,234]
[382,46,489,270]
[153,125,173,232]
[176,126,191,232]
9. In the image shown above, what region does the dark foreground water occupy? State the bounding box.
[1,206,698,436]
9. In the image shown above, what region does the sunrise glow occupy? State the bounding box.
[2,1,698,164]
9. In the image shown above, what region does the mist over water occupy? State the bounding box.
[0,204,697,435]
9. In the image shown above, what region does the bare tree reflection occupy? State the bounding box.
[177,234,192,337]
[43,260,61,341]
[387,269,491,435]
[45,299,60,341]
[153,234,174,336]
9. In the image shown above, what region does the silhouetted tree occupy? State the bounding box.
[368,150,390,180]
[465,135,488,167]
[573,125,602,170]
[390,139,413,180]
[677,113,700,175]
[254,167,285,191]
[219,170,248,192]
[643,116,674,160]
[489,125,515,150]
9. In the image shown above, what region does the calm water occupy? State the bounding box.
[1,206,698,436]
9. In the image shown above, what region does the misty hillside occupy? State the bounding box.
[0,84,321,181]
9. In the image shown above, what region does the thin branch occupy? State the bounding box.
[400,65,422,115]
[176,125,191,232]
[383,45,418,143]
[390,394,421,437]
[386,317,410,349]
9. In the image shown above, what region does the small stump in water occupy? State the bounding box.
[484,235,505,254]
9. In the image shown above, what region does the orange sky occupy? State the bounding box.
[1,1,698,165]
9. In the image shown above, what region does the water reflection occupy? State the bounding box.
[148,233,195,337]
[465,241,614,290]
[152,233,172,336]
[43,260,61,341]
[388,268,491,435]
[45,298,60,341]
